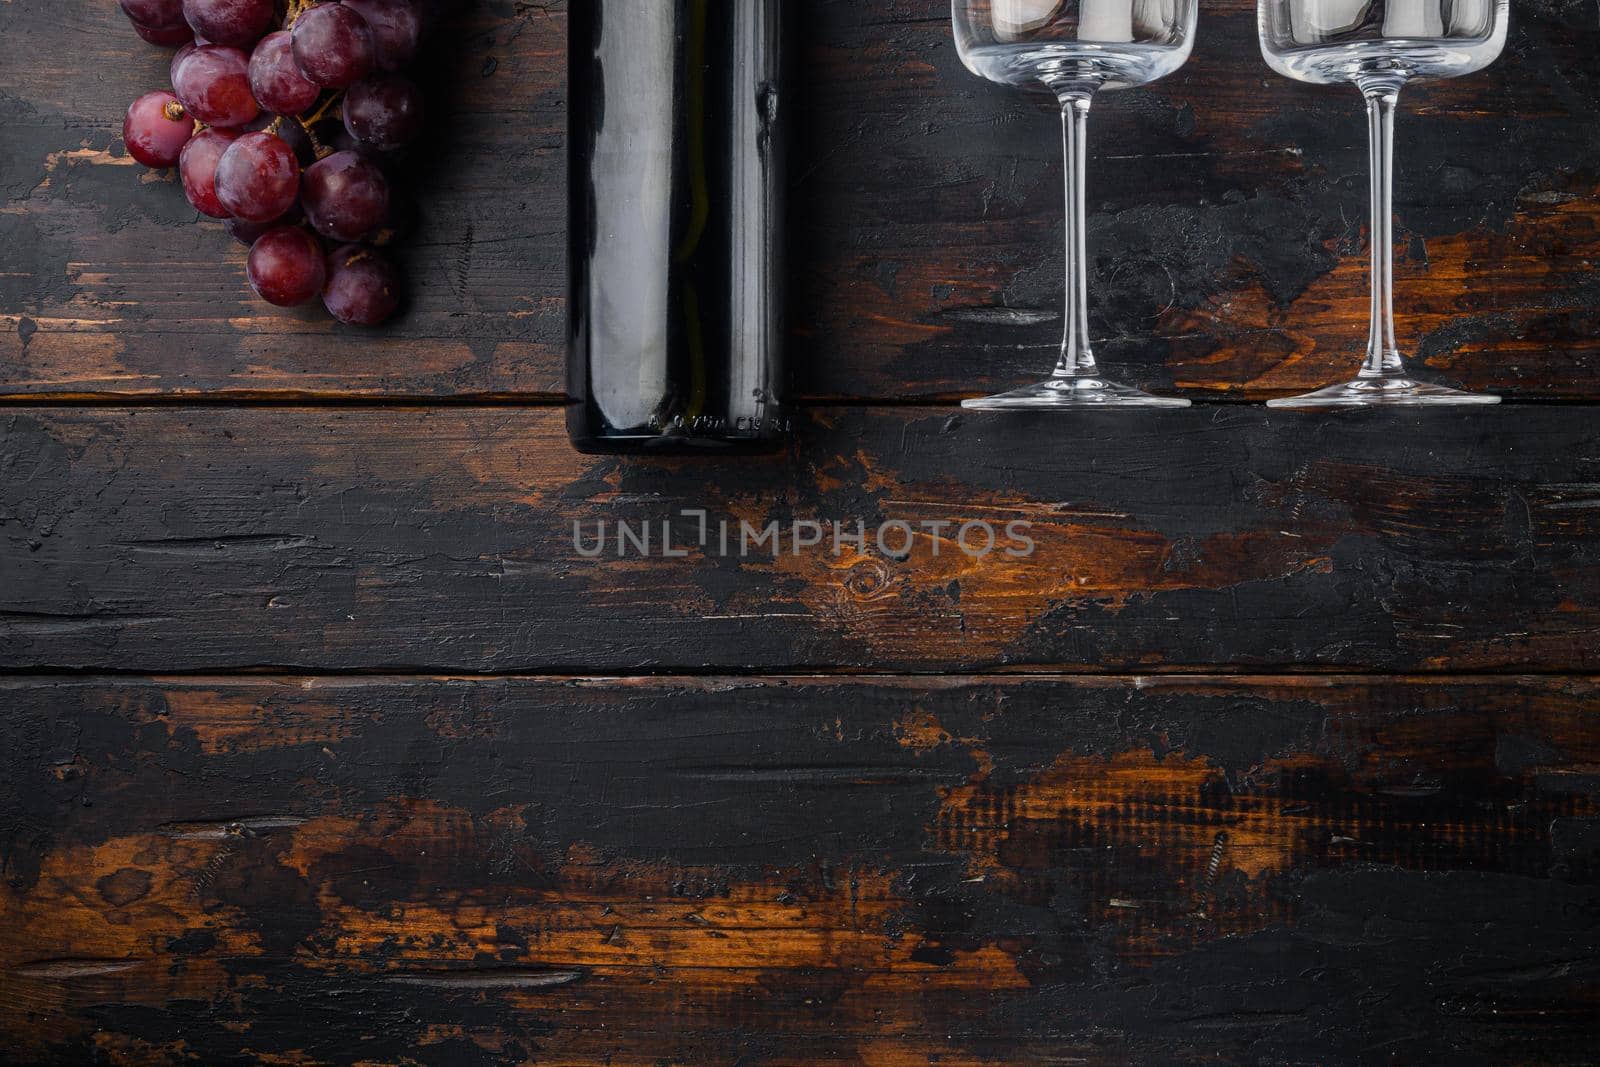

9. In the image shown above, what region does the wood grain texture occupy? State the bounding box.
[3,4,1598,1061]
[2,675,1595,1065]
[4,405,1600,673]
[0,0,565,399]
[3,0,1599,400]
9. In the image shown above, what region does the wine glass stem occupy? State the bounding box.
[1363,84,1404,378]
[1054,94,1097,379]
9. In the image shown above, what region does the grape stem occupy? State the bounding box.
[301,92,344,128]
[293,91,346,160]
[298,117,332,159]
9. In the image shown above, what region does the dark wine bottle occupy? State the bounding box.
[567,0,789,454]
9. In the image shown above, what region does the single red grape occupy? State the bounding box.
[121,0,185,27]
[214,130,301,222]
[225,217,271,245]
[178,127,240,217]
[292,3,376,88]
[133,19,196,46]
[323,244,401,325]
[172,44,259,128]
[343,74,423,151]
[342,0,420,71]
[123,91,193,168]
[170,40,199,85]
[250,31,322,116]
[275,117,320,166]
[123,0,194,45]
[225,202,302,245]
[302,149,390,241]
[247,227,328,307]
[182,0,275,47]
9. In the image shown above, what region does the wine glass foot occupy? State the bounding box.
[961,376,1191,411]
[1266,376,1501,410]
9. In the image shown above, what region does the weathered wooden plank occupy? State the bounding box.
[2,1,1598,400]
[4,405,1599,672]
[794,0,1600,402]
[2,674,1595,1065]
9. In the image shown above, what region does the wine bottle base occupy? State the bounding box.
[566,417,790,456]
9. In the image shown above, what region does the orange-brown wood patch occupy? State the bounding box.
[2,676,1595,1064]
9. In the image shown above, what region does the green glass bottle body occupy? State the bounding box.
[567,0,789,453]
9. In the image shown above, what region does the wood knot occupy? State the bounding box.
[843,559,891,599]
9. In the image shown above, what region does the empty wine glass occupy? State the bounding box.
[1260,0,1509,408]
[954,0,1196,410]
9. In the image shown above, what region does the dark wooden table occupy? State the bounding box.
[3,2,1598,1064]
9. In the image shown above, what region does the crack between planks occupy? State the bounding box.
[0,669,1597,685]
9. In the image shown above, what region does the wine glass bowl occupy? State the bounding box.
[953,0,1197,410]
[1259,0,1506,86]
[955,0,1196,92]
[1260,0,1509,408]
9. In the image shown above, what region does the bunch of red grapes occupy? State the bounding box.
[119,0,441,326]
